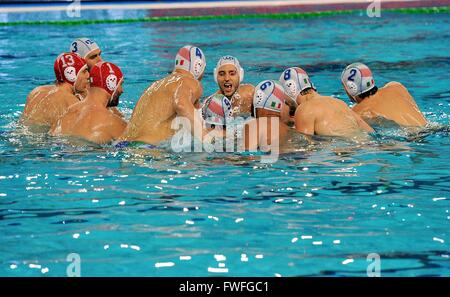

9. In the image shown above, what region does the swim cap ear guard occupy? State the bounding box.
[70,38,100,59]
[90,61,124,106]
[279,67,315,101]
[341,62,375,98]
[213,55,244,84]
[202,94,233,127]
[174,45,206,80]
[54,52,87,86]
[345,81,359,96]
[253,80,286,116]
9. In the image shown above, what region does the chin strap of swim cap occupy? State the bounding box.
[341,63,375,97]
[253,80,286,117]
[213,55,244,84]
[279,67,315,102]
[174,45,206,80]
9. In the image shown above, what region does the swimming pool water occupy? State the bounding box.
[0,12,449,276]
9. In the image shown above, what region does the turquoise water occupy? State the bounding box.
[0,12,449,276]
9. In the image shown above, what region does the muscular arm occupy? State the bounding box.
[174,79,218,142]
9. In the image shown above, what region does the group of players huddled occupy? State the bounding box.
[21,38,428,150]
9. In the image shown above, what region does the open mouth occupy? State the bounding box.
[223,82,233,93]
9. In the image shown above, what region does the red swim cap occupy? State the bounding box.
[54,53,87,85]
[90,61,123,95]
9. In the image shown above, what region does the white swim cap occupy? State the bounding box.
[253,80,286,116]
[213,55,244,84]
[174,45,206,80]
[202,94,233,127]
[341,63,375,97]
[279,67,315,101]
[70,38,100,58]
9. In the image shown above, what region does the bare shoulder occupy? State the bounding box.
[139,78,163,99]
[384,81,409,93]
[179,75,203,99]
[312,94,339,109]
[179,75,200,89]
[384,81,404,88]
[332,96,352,108]
[383,81,416,103]
[40,88,59,104]
[27,85,53,101]
[29,85,48,94]
[239,84,255,95]
[169,75,200,94]
[240,83,255,89]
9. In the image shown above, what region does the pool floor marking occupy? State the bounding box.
[0,0,448,13]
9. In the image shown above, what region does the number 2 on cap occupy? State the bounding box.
[348,69,357,81]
